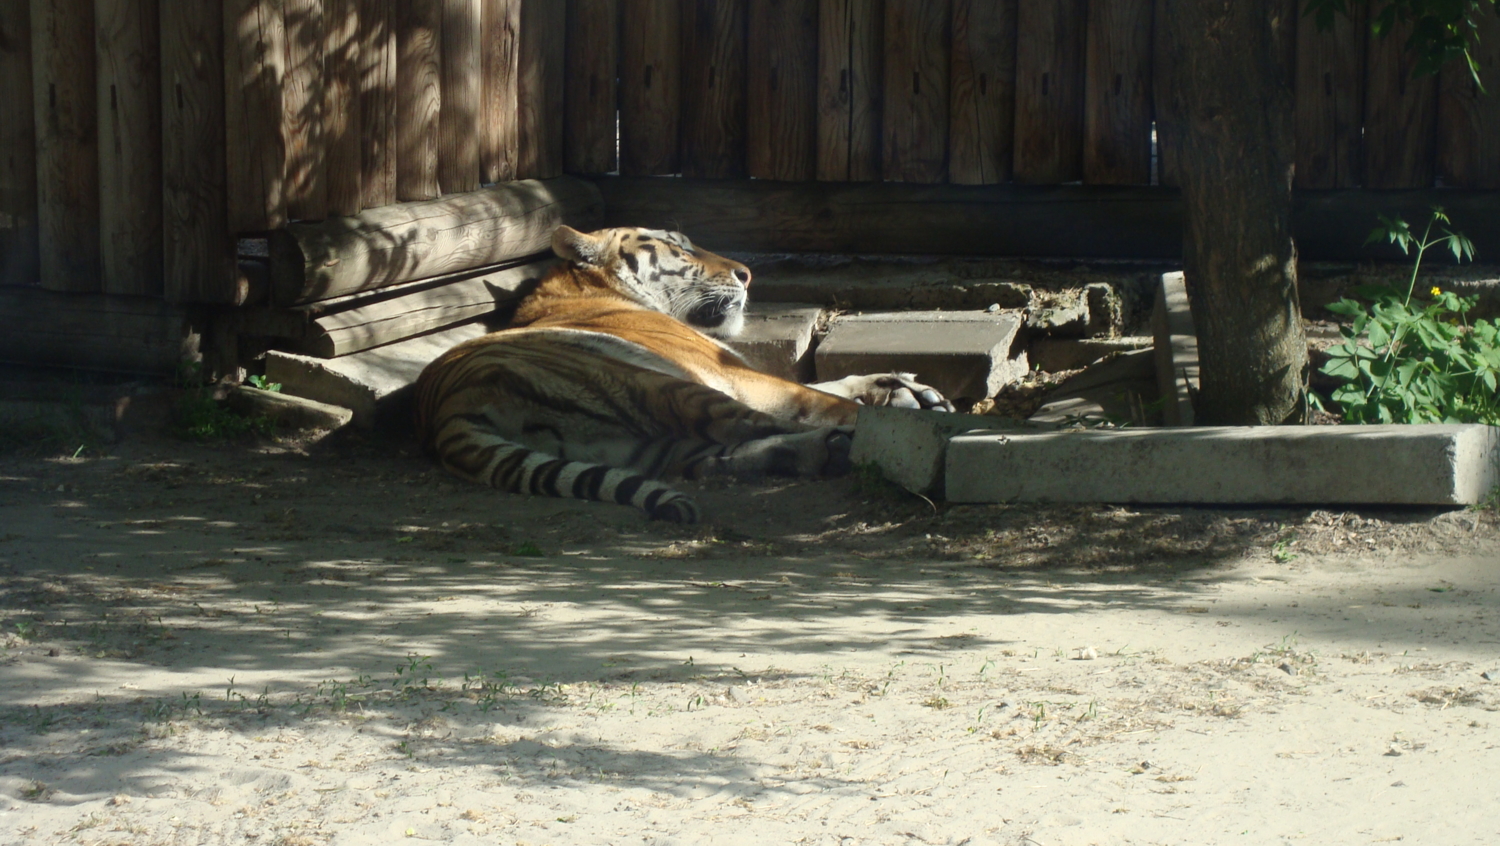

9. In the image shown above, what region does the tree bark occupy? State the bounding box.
[1158,0,1307,425]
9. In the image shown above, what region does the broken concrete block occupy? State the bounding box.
[1027,348,1161,427]
[729,303,822,382]
[1084,282,1123,337]
[1152,271,1199,426]
[266,322,488,430]
[946,424,1500,506]
[815,311,1026,402]
[850,406,1023,496]
[225,385,354,432]
[1029,335,1153,372]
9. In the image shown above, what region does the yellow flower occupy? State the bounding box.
[1430,286,1442,297]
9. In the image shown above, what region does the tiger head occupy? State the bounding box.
[551,225,753,338]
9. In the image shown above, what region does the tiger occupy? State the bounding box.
[413,225,952,523]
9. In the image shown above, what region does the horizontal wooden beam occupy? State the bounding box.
[592,176,1500,262]
[268,176,602,306]
[0,287,198,374]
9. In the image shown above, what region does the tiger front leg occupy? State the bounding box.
[810,373,955,411]
[685,427,855,482]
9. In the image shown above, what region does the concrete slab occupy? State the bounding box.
[266,322,488,430]
[728,303,822,382]
[1152,271,1199,426]
[1029,335,1153,372]
[1027,348,1160,427]
[946,424,1500,506]
[849,406,1028,496]
[815,311,1026,402]
[224,385,354,432]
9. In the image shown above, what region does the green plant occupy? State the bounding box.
[247,374,282,393]
[512,541,546,557]
[1320,209,1499,425]
[174,364,278,440]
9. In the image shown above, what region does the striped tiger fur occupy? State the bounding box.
[414,226,952,523]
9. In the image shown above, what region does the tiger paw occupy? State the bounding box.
[812,373,954,412]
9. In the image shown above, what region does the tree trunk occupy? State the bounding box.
[1158,0,1307,425]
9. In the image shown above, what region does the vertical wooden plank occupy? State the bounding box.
[565,0,619,175]
[163,0,237,302]
[440,0,481,193]
[32,0,101,291]
[323,0,361,214]
[948,0,1014,184]
[1437,2,1500,188]
[284,0,327,219]
[481,0,520,183]
[397,0,441,200]
[817,0,882,182]
[359,0,396,208]
[1363,20,1437,189]
[882,0,948,183]
[682,0,746,179]
[1293,1,1365,188]
[1013,0,1085,184]
[747,0,817,181]
[0,2,39,286]
[516,0,565,178]
[1082,0,1152,185]
[620,0,681,175]
[1151,1,1175,186]
[224,0,287,231]
[96,0,163,296]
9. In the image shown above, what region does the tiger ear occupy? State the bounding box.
[552,226,607,266]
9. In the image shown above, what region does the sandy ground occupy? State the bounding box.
[2,424,1499,846]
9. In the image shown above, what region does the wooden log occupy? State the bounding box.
[359,0,396,208]
[620,0,681,176]
[1082,0,1152,185]
[1436,2,1500,188]
[0,1,39,287]
[32,0,101,291]
[1013,0,1085,184]
[480,0,520,183]
[269,176,602,305]
[284,0,327,219]
[440,0,481,194]
[564,0,619,175]
[163,0,238,303]
[816,0,881,182]
[747,0,817,181]
[0,286,198,374]
[96,0,163,296]
[516,0,565,178]
[397,0,441,201]
[948,0,1014,185]
[882,0,948,183]
[1293,1,1365,189]
[298,256,555,356]
[323,0,361,214]
[680,0,745,179]
[1363,20,1437,189]
[224,0,288,231]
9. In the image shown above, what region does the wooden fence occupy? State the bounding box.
[0,1,1498,371]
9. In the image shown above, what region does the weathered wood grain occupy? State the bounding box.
[1436,2,1500,188]
[480,0,520,183]
[1013,0,1085,184]
[564,0,619,175]
[0,286,196,373]
[224,0,288,231]
[440,0,481,193]
[882,0,948,183]
[397,0,441,200]
[948,0,1014,185]
[323,0,362,214]
[284,0,328,219]
[359,0,397,208]
[816,0,881,181]
[516,0,565,178]
[97,0,163,295]
[747,0,818,181]
[1363,19,1437,189]
[32,0,101,290]
[1083,0,1152,185]
[1,3,38,288]
[1293,1,1365,188]
[1150,2,1175,186]
[620,0,681,175]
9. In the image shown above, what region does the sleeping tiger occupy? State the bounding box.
[413,225,952,523]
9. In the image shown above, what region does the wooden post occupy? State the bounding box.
[565,0,620,175]
[747,0,817,181]
[284,0,327,220]
[32,0,101,292]
[620,0,681,176]
[1151,3,1175,186]
[162,0,238,303]
[1013,0,1085,184]
[516,0,565,178]
[96,0,163,296]
[224,0,288,231]
[1082,0,1151,185]
[324,0,362,214]
[481,0,520,183]
[359,0,396,208]
[440,0,481,193]
[397,0,441,200]
[882,0,948,183]
[1363,20,1437,189]
[1,2,39,287]
[1436,3,1500,189]
[948,0,1014,185]
[816,0,881,182]
[1293,1,1365,189]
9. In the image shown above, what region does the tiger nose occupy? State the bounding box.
[733,267,751,287]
